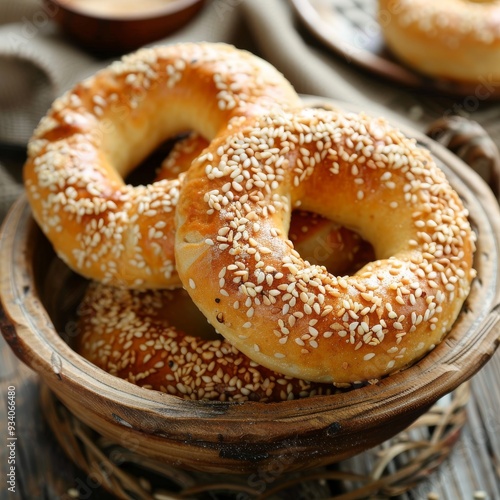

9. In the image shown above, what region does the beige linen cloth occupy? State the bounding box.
[1,0,499,221]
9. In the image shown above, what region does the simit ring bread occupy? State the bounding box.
[174,107,476,384]
[379,0,500,83]
[23,42,300,289]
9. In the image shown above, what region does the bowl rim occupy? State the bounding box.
[46,0,206,22]
[1,99,500,443]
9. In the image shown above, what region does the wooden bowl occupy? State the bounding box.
[45,0,206,56]
[1,108,500,474]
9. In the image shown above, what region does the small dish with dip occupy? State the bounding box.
[45,0,206,55]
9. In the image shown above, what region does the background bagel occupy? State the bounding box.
[379,0,500,83]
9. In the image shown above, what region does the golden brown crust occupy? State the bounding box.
[23,43,300,289]
[75,283,337,402]
[379,0,500,83]
[174,107,476,384]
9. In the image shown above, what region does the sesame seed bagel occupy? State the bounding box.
[379,0,500,83]
[157,133,375,276]
[23,42,300,289]
[76,283,337,402]
[174,107,476,384]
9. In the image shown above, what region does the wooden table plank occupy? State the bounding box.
[0,334,93,500]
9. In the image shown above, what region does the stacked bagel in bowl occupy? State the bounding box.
[1,42,498,473]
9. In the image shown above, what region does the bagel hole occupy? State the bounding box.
[153,288,220,341]
[124,133,191,186]
[289,211,375,276]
